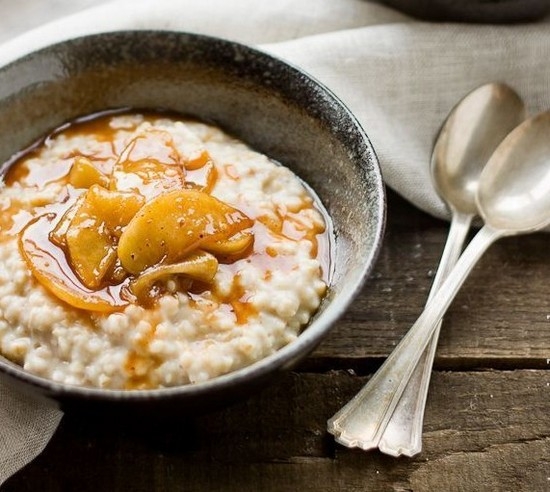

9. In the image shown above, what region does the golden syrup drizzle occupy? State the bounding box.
[216,273,256,325]
[124,317,162,390]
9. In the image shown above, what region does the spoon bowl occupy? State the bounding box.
[432,83,526,215]
[478,112,550,233]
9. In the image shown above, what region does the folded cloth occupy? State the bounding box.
[0,384,62,485]
[1,0,549,483]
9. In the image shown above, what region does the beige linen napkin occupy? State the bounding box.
[1,0,550,483]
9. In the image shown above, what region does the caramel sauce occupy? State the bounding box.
[0,203,18,237]
[124,318,162,390]
[4,162,29,185]
[1,109,333,388]
[57,109,128,143]
[213,273,256,325]
[253,202,330,282]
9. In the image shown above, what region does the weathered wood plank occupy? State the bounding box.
[5,370,550,491]
[310,191,550,368]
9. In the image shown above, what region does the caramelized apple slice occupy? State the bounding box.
[65,185,144,288]
[202,231,254,257]
[112,159,185,199]
[85,185,145,237]
[110,130,185,199]
[120,129,181,164]
[185,149,212,170]
[118,189,254,274]
[19,214,128,313]
[129,251,218,302]
[66,228,117,290]
[49,195,85,248]
[68,156,109,189]
[185,161,218,193]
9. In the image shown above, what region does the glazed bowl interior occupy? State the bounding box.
[0,31,385,413]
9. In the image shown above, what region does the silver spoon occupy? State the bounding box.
[328,110,550,451]
[326,83,525,454]
[377,83,526,457]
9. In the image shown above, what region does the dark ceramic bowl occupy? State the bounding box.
[0,31,385,415]
[380,0,550,23]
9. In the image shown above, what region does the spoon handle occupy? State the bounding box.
[327,225,501,450]
[378,211,473,457]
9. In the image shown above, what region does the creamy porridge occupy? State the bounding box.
[0,111,330,389]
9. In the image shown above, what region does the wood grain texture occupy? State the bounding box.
[4,370,550,491]
[309,191,550,369]
[5,190,549,490]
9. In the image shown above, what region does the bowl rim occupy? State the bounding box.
[0,29,386,402]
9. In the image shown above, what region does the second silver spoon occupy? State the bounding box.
[378,83,526,456]
[329,83,532,455]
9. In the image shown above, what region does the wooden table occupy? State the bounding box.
[4,190,549,491]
